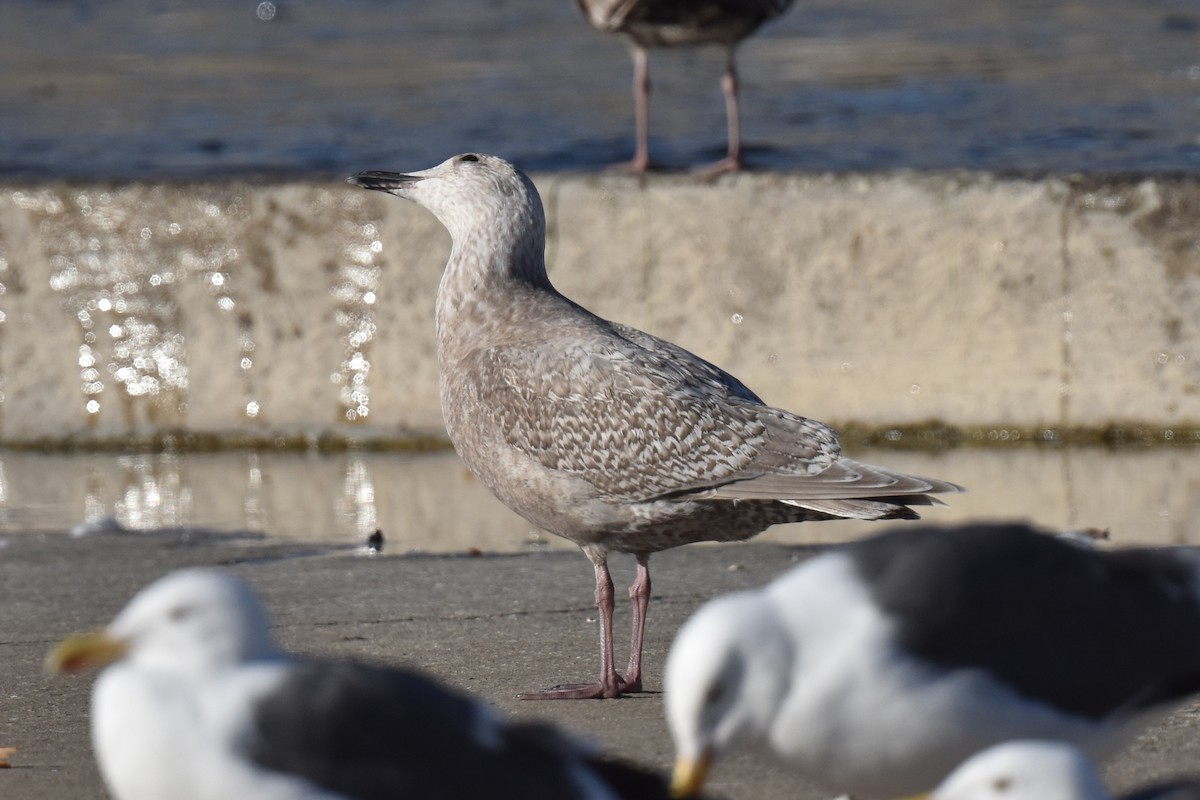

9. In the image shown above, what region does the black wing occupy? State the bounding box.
[851,523,1200,719]
[244,659,675,800]
[1124,781,1200,800]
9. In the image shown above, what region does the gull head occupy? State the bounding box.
[349,153,546,249]
[664,592,792,797]
[927,741,1108,800]
[48,568,278,679]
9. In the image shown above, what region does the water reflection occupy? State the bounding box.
[10,185,384,432]
[333,220,384,422]
[0,446,1198,551]
[337,456,378,539]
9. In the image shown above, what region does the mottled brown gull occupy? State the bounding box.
[577,0,795,172]
[348,153,962,700]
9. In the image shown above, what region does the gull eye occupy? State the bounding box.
[459,154,480,163]
[992,777,1012,793]
[703,683,725,706]
[168,605,192,622]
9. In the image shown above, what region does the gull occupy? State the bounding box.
[665,522,1200,798]
[348,153,960,700]
[47,568,698,800]
[577,0,794,172]
[925,740,1200,800]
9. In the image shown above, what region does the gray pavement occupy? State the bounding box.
[3,530,1199,799]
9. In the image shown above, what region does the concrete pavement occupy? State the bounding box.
[3,528,1199,799]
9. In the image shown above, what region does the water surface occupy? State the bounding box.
[3,446,1197,551]
[1,0,1197,177]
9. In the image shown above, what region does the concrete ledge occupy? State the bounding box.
[0,172,1197,445]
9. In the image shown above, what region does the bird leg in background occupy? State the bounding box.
[522,555,627,699]
[628,45,653,173]
[622,553,652,693]
[699,47,743,174]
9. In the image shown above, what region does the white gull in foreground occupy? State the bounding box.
[47,568,692,800]
[348,153,960,699]
[664,522,1200,798]
[927,740,1200,800]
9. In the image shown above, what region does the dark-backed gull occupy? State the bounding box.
[665,523,1200,797]
[928,740,1200,800]
[47,568,692,800]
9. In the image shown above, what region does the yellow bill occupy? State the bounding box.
[669,749,714,798]
[46,630,128,676]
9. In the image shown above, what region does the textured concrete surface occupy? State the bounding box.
[0,173,1198,444]
[2,530,1200,799]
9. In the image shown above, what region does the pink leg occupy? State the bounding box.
[622,553,651,693]
[697,46,743,175]
[613,45,653,173]
[520,555,625,700]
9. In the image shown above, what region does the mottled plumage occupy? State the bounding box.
[665,523,1200,798]
[349,153,960,699]
[577,0,795,171]
[48,569,689,800]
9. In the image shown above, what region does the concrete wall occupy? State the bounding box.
[0,172,1197,446]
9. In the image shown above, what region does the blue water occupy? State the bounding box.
[0,0,1198,178]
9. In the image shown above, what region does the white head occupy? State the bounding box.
[930,741,1109,800]
[349,153,548,286]
[49,568,279,679]
[664,592,792,797]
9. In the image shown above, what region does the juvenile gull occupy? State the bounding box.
[926,740,1200,800]
[47,568,693,800]
[665,523,1200,798]
[577,0,794,172]
[348,153,961,700]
